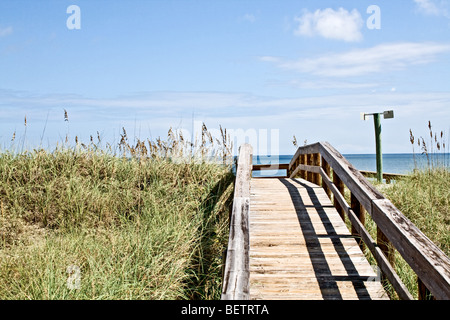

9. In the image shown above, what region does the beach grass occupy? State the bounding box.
[375,167,449,299]
[0,122,234,299]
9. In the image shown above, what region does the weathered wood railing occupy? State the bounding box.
[360,170,406,184]
[288,141,450,300]
[252,163,289,173]
[221,143,253,300]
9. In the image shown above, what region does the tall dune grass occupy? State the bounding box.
[0,115,234,299]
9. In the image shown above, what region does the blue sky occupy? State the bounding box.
[1,0,450,155]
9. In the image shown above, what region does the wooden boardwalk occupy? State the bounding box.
[222,143,450,300]
[249,177,388,300]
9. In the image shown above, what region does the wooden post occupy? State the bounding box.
[321,158,332,199]
[289,157,299,178]
[351,193,365,251]
[287,160,293,177]
[290,158,295,178]
[333,171,345,221]
[377,227,395,266]
[313,153,321,185]
[299,154,305,179]
[377,226,395,290]
[306,154,313,182]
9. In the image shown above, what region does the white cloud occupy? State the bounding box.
[414,0,450,18]
[258,56,281,63]
[0,26,13,37]
[264,42,450,77]
[414,0,441,15]
[294,8,363,42]
[287,80,380,90]
[242,13,256,23]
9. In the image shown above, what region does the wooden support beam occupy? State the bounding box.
[321,158,332,199]
[306,154,313,182]
[312,153,321,185]
[360,170,406,184]
[377,227,395,281]
[301,154,306,179]
[252,163,289,171]
[333,171,345,221]
[351,192,366,252]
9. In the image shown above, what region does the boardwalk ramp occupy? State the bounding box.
[221,142,450,300]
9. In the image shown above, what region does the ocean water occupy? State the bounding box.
[252,153,450,177]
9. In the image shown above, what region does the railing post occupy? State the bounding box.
[377,227,395,269]
[332,171,345,221]
[377,226,395,295]
[351,193,366,251]
[321,158,332,199]
[299,154,305,179]
[313,153,321,185]
[306,154,313,182]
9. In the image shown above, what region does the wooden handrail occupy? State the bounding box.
[221,143,252,300]
[252,163,289,178]
[288,141,450,300]
[252,163,289,171]
[360,170,406,184]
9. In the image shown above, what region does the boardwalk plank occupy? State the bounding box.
[249,177,389,300]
